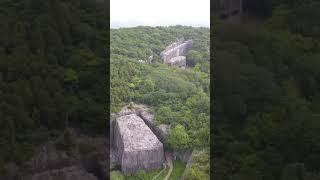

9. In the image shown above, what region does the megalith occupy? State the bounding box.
[113,114,164,174]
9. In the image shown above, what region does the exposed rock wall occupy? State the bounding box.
[160,40,193,68]
[113,119,125,164]
[113,114,164,174]
[121,146,164,174]
[168,56,186,69]
[138,110,169,143]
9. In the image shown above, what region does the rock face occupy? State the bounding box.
[137,109,169,143]
[113,114,164,174]
[155,124,170,143]
[160,40,193,68]
[167,56,186,69]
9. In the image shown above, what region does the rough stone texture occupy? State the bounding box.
[111,105,139,149]
[23,166,97,180]
[155,124,170,142]
[113,114,164,174]
[160,40,193,68]
[117,105,137,117]
[167,56,186,69]
[137,110,169,143]
[138,110,154,125]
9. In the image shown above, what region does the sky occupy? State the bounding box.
[110,0,210,28]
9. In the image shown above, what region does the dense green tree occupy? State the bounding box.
[167,124,190,151]
[0,0,106,175]
[213,2,320,178]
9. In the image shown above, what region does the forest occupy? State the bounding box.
[0,0,107,177]
[110,26,210,179]
[213,0,320,179]
[1,0,319,179]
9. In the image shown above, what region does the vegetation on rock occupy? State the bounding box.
[111,26,210,179]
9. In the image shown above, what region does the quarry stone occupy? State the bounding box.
[156,124,170,142]
[113,114,164,174]
[168,56,186,68]
[160,40,193,68]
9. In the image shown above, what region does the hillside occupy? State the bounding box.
[110,26,210,179]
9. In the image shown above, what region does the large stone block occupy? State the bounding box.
[160,40,193,68]
[113,114,164,174]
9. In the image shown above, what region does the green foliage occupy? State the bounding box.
[63,68,78,83]
[156,106,174,124]
[135,170,148,180]
[167,124,190,151]
[214,2,320,179]
[184,165,209,180]
[111,26,210,150]
[110,171,125,180]
[169,160,186,180]
[0,0,106,171]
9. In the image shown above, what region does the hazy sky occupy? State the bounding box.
[111,0,210,28]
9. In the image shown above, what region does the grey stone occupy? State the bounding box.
[113,114,164,174]
[155,124,170,142]
[167,56,186,69]
[138,110,154,125]
[160,40,193,68]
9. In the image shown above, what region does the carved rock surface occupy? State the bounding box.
[156,124,170,142]
[168,56,186,68]
[139,110,154,125]
[160,40,193,68]
[113,114,164,174]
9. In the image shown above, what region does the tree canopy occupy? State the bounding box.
[213,1,320,179]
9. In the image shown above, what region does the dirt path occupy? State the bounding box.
[164,152,173,180]
[152,164,166,180]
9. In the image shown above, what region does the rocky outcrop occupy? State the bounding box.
[113,114,165,174]
[160,40,193,68]
[167,56,186,69]
[110,104,173,174]
[155,124,170,143]
[136,107,170,143]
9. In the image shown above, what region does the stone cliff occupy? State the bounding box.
[160,40,193,68]
[110,104,170,175]
[113,114,164,174]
